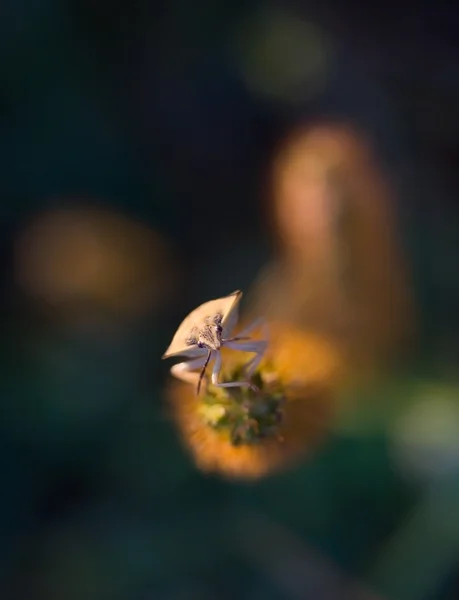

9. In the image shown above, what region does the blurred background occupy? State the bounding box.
[1,1,459,599]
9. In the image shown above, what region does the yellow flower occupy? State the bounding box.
[167,322,346,480]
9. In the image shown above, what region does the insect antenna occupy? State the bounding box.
[197,349,212,395]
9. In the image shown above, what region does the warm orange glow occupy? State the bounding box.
[14,204,176,319]
[263,321,347,395]
[255,122,415,369]
[168,324,344,480]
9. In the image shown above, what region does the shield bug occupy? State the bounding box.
[163,290,268,394]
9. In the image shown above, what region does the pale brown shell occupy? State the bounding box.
[162,291,242,359]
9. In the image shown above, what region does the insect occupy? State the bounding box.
[162,290,268,395]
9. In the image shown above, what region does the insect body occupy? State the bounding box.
[162,290,268,394]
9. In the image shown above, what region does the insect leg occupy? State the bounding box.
[233,317,269,342]
[210,351,255,390]
[197,349,212,395]
[225,339,268,377]
[170,354,210,387]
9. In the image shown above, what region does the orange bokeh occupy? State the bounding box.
[14,203,177,320]
[252,122,415,371]
[168,323,345,480]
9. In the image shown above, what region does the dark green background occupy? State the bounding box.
[1,1,458,599]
